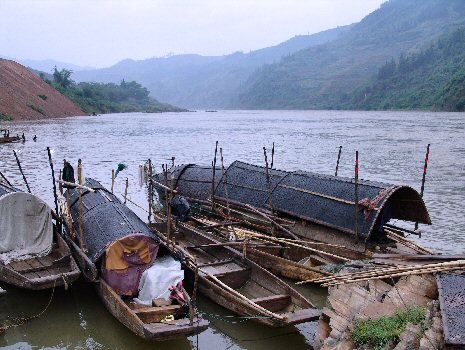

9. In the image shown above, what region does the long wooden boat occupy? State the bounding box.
[0,183,80,290]
[150,220,321,327]
[59,178,208,341]
[0,136,21,144]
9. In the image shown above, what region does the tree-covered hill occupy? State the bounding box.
[42,68,185,114]
[235,0,465,110]
[348,28,465,111]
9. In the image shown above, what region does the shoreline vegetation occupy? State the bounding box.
[40,67,186,115]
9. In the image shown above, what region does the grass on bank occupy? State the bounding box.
[0,113,13,121]
[351,306,426,350]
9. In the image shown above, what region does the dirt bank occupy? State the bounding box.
[0,59,84,121]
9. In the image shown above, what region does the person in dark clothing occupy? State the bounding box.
[33,135,37,142]
[62,159,75,187]
[21,133,25,142]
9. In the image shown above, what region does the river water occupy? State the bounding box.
[0,110,464,349]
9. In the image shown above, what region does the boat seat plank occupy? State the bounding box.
[8,260,42,279]
[214,268,251,289]
[202,262,247,275]
[197,259,234,268]
[250,294,292,312]
[135,305,183,324]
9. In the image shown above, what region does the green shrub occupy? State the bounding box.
[27,104,46,116]
[0,113,13,121]
[351,306,426,350]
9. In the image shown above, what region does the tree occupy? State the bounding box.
[52,66,74,89]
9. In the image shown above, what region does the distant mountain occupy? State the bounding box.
[13,58,93,74]
[347,28,465,111]
[236,0,465,109]
[74,26,351,108]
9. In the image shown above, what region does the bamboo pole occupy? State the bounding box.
[47,147,61,233]
[219,147,231,217]
[271,142,275,169]
[354,151,359,241]
[244,204,299,240]
[124,178,129,204]
[13,149,31,193]
[211,141,219,211]
[0,170,12,187]
[57,180,95,193]
[167,167,174,244]
[385,229,433,255]
[263,146,276,236]
[78,160,85,251]
[335,146,342,176]
[147,159,153,223]
[111,169,115,193]
[415,144,430,231]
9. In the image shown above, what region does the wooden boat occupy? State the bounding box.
[0,136,21,144]
[0,229,80,290]
[150,220,321,327]
[59,178,208,341]
[0,182,80,290]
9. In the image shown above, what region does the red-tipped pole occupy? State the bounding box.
[335,146,342,176]
[354,151,359,241]
[415,144,430,231]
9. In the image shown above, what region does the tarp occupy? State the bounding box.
[0,192,53,263]
[102,234,159,296]
[134,255,184,305]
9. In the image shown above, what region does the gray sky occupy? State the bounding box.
[0,0,385,68]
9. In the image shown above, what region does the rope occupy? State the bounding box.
[0,280,56,335]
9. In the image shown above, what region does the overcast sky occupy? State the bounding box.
[0,0,385,68]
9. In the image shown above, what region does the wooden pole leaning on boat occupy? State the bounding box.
[211,141,219,212]
[111,169,115,193]
[354,151,359,242]
[56,180,95,193]
[167,166,175,245]
[147,159,153,223]
[263,146,276,236]
[335,146,342,176]
[12,149,31,193]
[124,178,129,204]
[219,147,231,216]
[244,203,299,240]
[385,229,433,255]
[77,159,85,251]
[0,170,13,187]
[47,147,61,232]
[415,143,430,232]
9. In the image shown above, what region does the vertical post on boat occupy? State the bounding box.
[47,147,61,233]
[111,169,115,193]
[171,157,175,168]
[78,159,85,250]
[147,159,153,223]
[415,144,430,231]
[162,164,168,216]
[13,150,31,193]
[211,141,219,211]
[59,170,63,195]
[167,166,174,244]
[220,148,230,217]
[354,151,359,241]
[263,147,276,236]
[335,146,342,176]
[271,142,275,169]
[124,178,129,204]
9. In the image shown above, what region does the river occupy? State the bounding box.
[0,110,464,349]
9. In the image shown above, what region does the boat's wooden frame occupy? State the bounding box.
[0,227,80,290]
[151,221,321,327]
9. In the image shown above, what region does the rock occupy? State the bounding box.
[392,323,422,350]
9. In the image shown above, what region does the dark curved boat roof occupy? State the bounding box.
[160,161,431,241]
[66,178,155,262]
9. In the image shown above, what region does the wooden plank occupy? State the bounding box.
[215,268,251,289]
[250,294,291,312]
[135,305,182,324]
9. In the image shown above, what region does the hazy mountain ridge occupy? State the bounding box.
[73,26,351,108]
[236,0,465,109]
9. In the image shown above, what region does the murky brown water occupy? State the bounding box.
[1,110,464,349]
